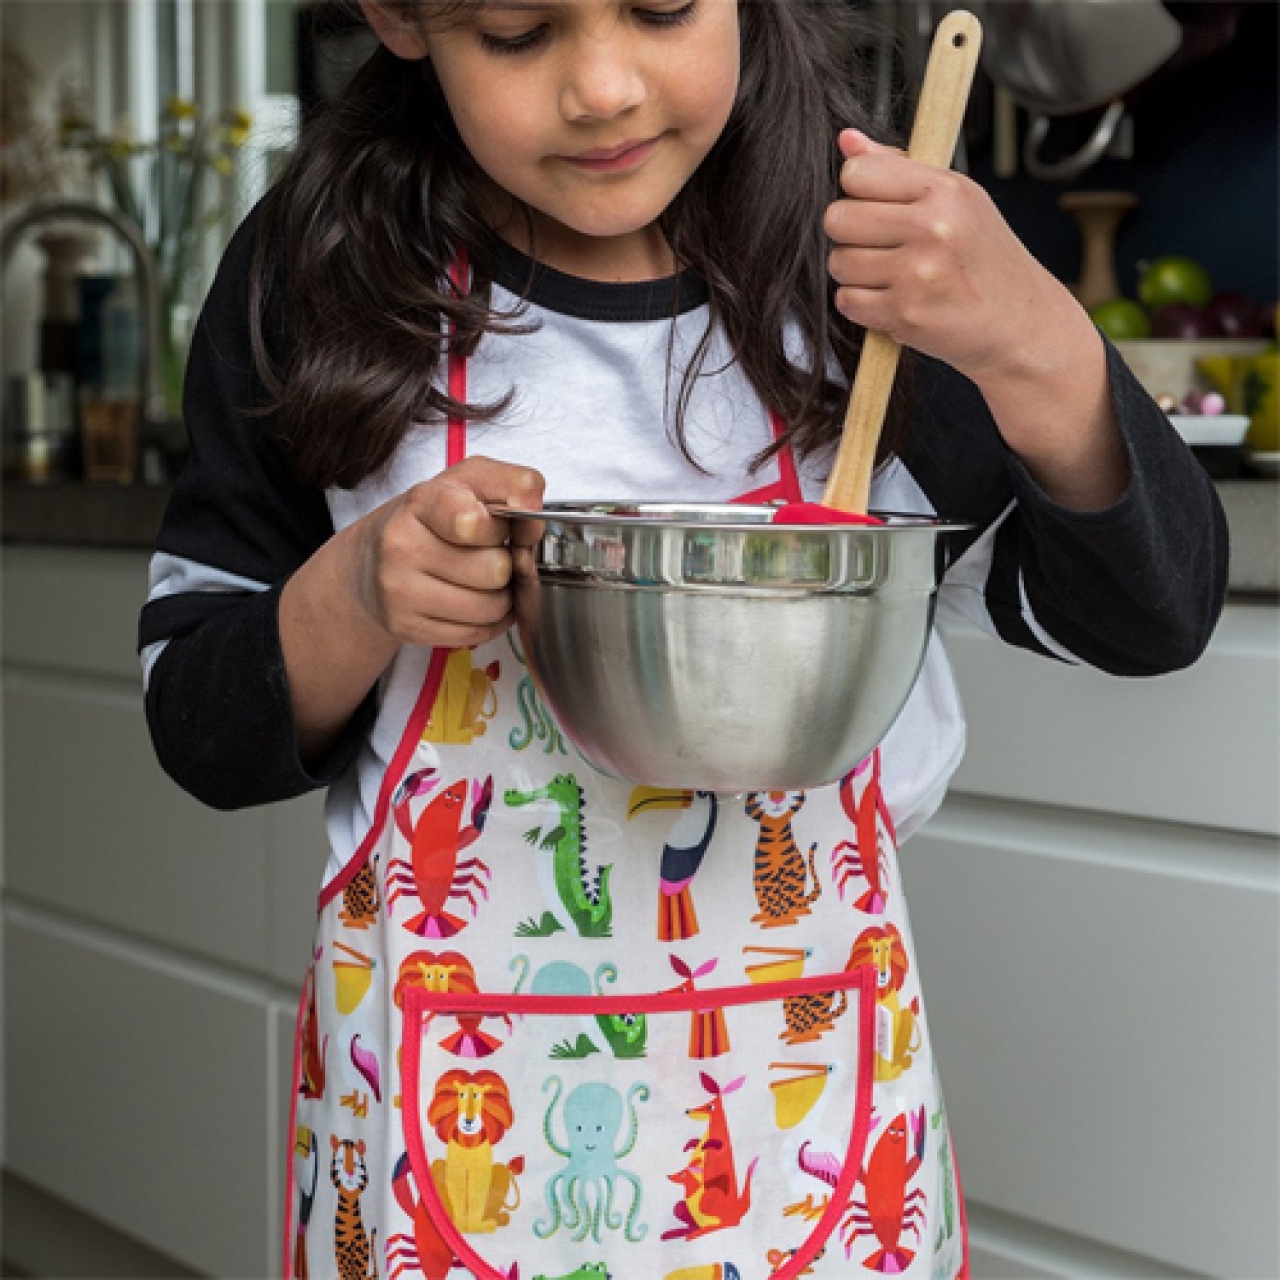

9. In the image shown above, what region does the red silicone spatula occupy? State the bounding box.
[773,9,983,527]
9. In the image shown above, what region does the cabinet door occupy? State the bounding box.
[904,808,1280,1277]
[3,544,325,1275]
[5,671,272,968]
[5,915,275,1277]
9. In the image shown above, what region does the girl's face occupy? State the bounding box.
[363,0,740,280]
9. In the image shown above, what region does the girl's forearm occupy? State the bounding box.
[971,288,1131,512]
[280,525,399,764]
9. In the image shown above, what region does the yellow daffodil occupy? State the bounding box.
[222,107,253,149]
[165,97,199,121]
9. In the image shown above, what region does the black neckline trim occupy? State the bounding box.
[490,239,708,323]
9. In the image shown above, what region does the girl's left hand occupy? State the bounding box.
[823,128,1084,387]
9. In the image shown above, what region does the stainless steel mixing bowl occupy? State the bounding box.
[497,501,971,792]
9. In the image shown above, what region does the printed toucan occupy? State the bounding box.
[627,788,719,941]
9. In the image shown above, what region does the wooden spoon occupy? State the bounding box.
[776,9,983,525]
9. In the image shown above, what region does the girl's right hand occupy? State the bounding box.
[353,456,546,650]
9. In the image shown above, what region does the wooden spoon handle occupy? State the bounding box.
[822,9,983,514]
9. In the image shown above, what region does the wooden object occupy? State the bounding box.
[993,84,1018,178]
[823,9,983,515]
[1059,189,1138,311]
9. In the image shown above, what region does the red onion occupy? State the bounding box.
[1150,304,1215,340]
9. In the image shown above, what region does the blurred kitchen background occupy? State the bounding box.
[0,1,1276,1276]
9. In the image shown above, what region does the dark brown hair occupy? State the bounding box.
[250,0,912,489]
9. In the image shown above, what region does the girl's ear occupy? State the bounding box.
[359,0,430,60]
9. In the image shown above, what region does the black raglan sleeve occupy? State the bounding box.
[905,337,1229,675]
[139,206,377,810]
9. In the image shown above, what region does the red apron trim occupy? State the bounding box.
[281,972,311,1280]
[317,647,452,912]
[401,964,876,1280]
[954,1141,971,1279]
[733,409,804,506]
[446,249,469,467]
[774,413,802,500]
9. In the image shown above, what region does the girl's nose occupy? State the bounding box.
[560,35,647,121]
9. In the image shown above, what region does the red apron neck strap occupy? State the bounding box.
[732,409,804,505]
[770,408,803,504]
[445,249,469,467]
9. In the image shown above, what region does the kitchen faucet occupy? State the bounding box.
[1,197,168,432]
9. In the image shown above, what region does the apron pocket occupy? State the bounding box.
[399,965,876,1280]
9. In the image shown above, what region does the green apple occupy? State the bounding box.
[1089,297,1151,341]
[1137,256,1213,311]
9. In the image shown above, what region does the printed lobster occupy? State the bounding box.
[663,1072,758,1241]
[830,755,896,916]
[791,1106,928,1273]
[387,769,493,938]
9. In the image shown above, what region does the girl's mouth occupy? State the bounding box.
[562,137,659,173]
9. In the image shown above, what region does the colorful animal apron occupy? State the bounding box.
[286,332,970,1280]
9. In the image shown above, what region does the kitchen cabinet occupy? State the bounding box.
[1,545,322,1277]
[903,607,1279,1278]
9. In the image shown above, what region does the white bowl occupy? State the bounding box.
[1168,415,1251,448]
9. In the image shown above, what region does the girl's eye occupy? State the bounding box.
[477,0,696,53]
[634,0,698,27]
[479,25,550,55]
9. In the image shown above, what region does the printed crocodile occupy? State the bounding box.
[505,773,614,938]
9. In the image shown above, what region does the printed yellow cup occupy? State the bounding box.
[743,946,810,985]
[769,1061,835,1129]
[333,943,375,1014]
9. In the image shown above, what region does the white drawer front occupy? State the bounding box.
[902,799,1280,1278]
[4,673,271,968]
[942,606,1279,837]
[2,547,149,680]
[5,913,276,1277]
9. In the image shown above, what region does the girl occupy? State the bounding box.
[142,1,1227,1276]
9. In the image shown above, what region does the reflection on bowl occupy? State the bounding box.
[497,501,972,792]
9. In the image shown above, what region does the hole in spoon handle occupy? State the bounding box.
[822,10,983,516]
[907,10,984,171]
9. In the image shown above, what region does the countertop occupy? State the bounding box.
[2,481,172,549]
[3,477,1277,597]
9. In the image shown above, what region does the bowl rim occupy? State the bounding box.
[491,500,975,534]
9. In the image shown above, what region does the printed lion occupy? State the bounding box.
[395,951,480,1005]
[427,1069,522,1233]
[848,923,921,1081]
[396,953,510,1058]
